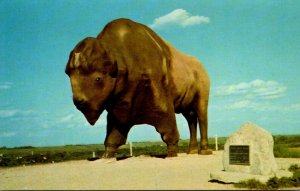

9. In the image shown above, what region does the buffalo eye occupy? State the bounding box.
[95,77,102,82]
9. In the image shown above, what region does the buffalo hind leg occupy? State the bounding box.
[155,113,179,157]
[103,114,130,158]
[197,99,212,155]
[183,111,198,154]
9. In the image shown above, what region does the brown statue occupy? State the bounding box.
[65,18,212,158]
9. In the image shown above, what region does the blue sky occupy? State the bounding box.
[1,0,299,147]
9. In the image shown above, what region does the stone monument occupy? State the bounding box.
[210,122,278,183]
[223,121,277,175]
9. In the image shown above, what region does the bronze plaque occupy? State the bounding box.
[229,145,250,165]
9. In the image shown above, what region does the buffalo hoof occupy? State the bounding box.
[187,144,198,154]
[102,151,116,158]
[167,151,178,157]
[199,149,213,155]
[166,144,178,157]
[187,148,198,154]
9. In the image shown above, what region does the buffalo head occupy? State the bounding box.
[65,37,118,125]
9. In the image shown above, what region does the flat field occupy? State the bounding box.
[0,135,299,167]
[0,135,299,190]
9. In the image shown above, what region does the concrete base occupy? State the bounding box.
[210,170,293,184]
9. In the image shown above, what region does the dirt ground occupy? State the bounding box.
[1,151,299,190]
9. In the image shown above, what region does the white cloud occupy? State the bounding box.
[0,109,19,118]
[58,114,75,124]
[0,82,13,90]
[54,112,94,128]
[214,79,287,100]
[283,103,300,111]
[0,132,17,138]
[149,9,210,29]
[212,99,300,112]
[210,79,298,112]
[0,109,33,118]
[212,99,275,111]
[56,114,88,128]
[225,100,251,109]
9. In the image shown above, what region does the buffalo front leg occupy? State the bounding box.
[103,127,128,158]
[183,111,198,154]
[155,113,179,157]
[103,114,130,158]
[197,99,212,155]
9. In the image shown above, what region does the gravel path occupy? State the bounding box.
[0,151,299,190]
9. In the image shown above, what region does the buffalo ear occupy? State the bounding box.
[109,60,118,78]
[65,51,73,76]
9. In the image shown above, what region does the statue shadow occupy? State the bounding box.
[87,154,167,162]
[87,157,100,161]
[209,179,233,185]
[116,154,167,161]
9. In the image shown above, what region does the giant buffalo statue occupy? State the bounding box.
[65,18,211,157]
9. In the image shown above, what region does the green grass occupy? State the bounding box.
[0,144,106,167]
[235,164,300,190]
[273,135,300,158]
[0,135,298,167]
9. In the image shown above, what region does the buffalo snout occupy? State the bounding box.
[72,96,101,125]
[73,97,89,111]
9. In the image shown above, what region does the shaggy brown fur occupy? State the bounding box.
[65,18,211,157]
